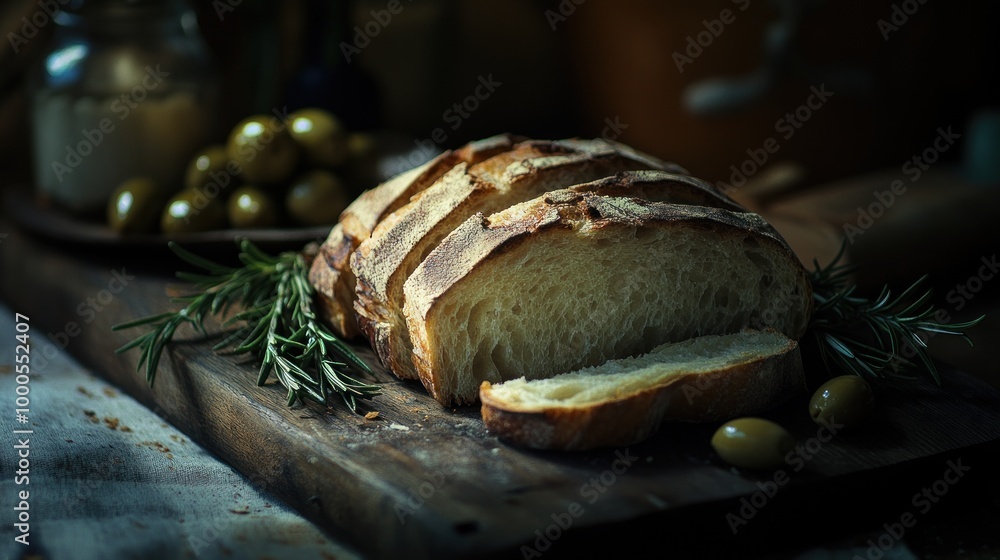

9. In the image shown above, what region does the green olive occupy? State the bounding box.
[226,114,300,184]
[809,375,875,428]
[346,131,376,161]
[107,177,164,234]
[711,417,795,470]
[285,170,349,227]
[288,108,349,167]
[184,145,230,191]
[227,185,279,229]
[160,188,227,234]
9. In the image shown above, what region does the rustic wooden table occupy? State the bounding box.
[2,219,999,560]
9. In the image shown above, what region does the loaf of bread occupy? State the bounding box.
[402,190,812,406]
[351,139,687,380]
[479,329,803,450]
[308,135,814,438]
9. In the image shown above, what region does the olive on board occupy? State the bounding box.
[107,177,164,234]
[160,188,227,234]
[185,145,230,191]
[226,114,300,185]
[285,170,349,227]
[227,185,279,230]
[808,375,875,428]
[288,108,349,168]
[711,417,795,470]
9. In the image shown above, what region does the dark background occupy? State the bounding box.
[2,0,998,186]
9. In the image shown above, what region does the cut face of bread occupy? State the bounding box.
[479,329,803,450]
[351,141,689,380]
[403,192,813,406]
[308,133,524,338]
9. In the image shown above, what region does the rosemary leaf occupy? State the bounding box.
[807,239,985,385]
[112,238,381,411]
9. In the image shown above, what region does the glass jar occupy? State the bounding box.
[28,0,219,217]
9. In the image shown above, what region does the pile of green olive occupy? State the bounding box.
[107,108,378,235]
[710,374,876,471]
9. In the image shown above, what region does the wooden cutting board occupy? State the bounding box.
[3,223,1000,560]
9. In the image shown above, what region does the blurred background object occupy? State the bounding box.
[3,0,997,182]
[1,0,997,379]
[26,0,219,217]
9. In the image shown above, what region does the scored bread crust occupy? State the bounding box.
[478,331,803,451]
[308,133,524,338]
[352,140,688,380]
[403,192,814,406]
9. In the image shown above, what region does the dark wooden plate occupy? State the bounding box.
[2,184,332,254]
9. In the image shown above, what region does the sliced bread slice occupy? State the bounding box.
[479,329,803,450]
[403,191,813,406]
[352,140,687,380]
[309,133,523,338]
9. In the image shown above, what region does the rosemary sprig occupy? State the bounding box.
[112,239,381,412]
[807,240,986,385]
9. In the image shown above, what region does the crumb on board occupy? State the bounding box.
[102,387,118,398]
[77,386,94,398]
[229,507,251,515]
[83,410,99,423]
[364,411,380,420]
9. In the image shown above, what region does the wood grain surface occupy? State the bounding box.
[3,221,1000,560]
